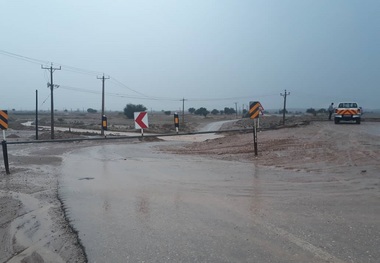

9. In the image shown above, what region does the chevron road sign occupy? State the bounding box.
[134,111,149,129]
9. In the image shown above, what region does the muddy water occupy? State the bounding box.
[59,143,261,262]
[58,139,378,263]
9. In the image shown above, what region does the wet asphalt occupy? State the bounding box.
[59,141,379,263]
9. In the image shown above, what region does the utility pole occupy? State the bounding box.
[35,90,38,140]
[280,89,290,125]
[181,98,186,125]
[97,74,110,136]
[41,63,61,139]
[234,102,238,119]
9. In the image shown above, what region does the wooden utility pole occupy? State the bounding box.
[35,90,38,140]
[41,63,61,139]
[182,98,186,125]
[97,74,110,136]
[280,89,290,125]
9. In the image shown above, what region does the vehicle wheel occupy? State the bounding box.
[356,119,361,124]
[334,118,339,124]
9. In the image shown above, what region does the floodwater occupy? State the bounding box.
[58,137,378,263]
[59,143,261,262]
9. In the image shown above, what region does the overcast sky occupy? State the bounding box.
[1,0,379,112]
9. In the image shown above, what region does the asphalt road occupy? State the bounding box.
[58,123,379,263]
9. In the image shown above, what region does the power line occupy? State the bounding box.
[40,94,50,107]
[59,85,173,100]
[1,50,281,104]
[0,49,102,76]
[59,84,178,101]
[109,77,179,101]
[186,93,279,102]
[60,64,102,76]
[60,85,101,94]
[59,84,280,106]
[0,49,50,65]
[1,49,289,111]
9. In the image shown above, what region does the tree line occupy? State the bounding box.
[100,104,331,119]
[122,104,238,118]
[188,107,238,117]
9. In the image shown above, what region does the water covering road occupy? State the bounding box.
[58,144,356,263]
[58,121,380,263]
[198,119,237,132]
[59,143,261,262]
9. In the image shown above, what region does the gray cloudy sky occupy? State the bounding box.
[1,0,379,112]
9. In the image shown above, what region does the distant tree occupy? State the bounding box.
[124,103,147,119]
[220,110,224,115]
[224,107,236,115]
[306,108,316,116]
[317,108,327,114]
[194,107,210,117]
[211,109,219,115]
[164,110,171,115]
[188,107,196,114]
[279,109,289,114]
[87,108,97,113]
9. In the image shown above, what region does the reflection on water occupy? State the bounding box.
[250,164,262,215]
[59,143,256,262]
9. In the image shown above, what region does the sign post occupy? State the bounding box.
[249,101,263,156]
[134,112,149,136]
[253,119,258,156]
[102,115,107,133]
[174,113,179,134]
[0,110,10,174]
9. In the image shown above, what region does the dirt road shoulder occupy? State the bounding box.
[0,143,86,263]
